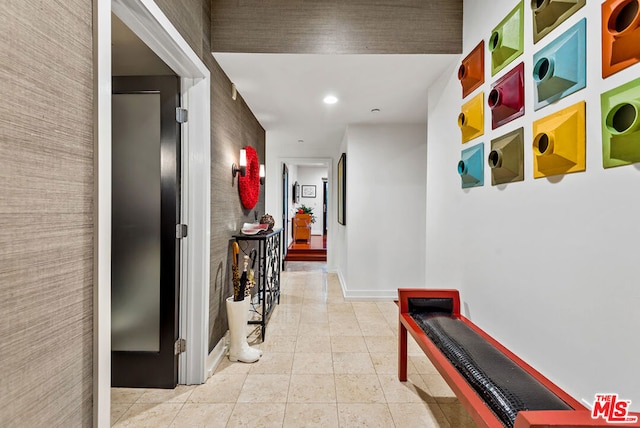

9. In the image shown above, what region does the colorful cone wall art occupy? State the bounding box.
[531,0,586,44]
[459,92,484,144]
[532,101,586,178]
[489,1,524,76]
[459,143,485,188]
[459,41,485,99]
[601,77,640,167]
[489,128,524,185]
[533,19,586,111]
[489,62,525,129]
[602,0,640,78]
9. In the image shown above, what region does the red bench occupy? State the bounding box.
[398,288,640,428]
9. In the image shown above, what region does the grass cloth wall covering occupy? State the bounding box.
[0,1,93,425]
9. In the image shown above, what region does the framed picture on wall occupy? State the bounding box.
[337,153,346,225]
[301,185,316,198]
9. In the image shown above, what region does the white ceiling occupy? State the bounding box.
[213,53,459,147]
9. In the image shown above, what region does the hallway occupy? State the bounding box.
[111,263,476,427]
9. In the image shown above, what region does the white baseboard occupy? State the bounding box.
[205,332,229,379]
[330,268,397,301]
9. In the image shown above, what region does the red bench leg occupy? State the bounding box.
[399,318,408,381]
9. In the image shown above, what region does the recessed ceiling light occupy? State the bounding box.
[323,95,338,105]
[297,139,305,143]
[371,108,381,113]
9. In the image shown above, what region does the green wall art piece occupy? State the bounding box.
[489,127,524,185]
[533,18,586,111]
[531,0,586,44]
[489,1,524,76]
[458,143,485,188]
[601,76,640,168]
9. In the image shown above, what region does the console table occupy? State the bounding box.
[233,228,282,340]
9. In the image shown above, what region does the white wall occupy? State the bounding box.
[426,0,640,410]
[296,166,327,235]
[345,124,427,298]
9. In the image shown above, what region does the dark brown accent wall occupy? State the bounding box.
[207,57,265,351]
[211,0,463,54]
[0,2,94,426]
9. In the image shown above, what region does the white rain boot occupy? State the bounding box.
[226,296,262,362]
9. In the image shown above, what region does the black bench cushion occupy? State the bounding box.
[411,313,572,428]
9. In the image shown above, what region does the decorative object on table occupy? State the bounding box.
[489,62,525,129]
[337,153,346,225]
[259,214,275,230]
[458,143,484,189]
[533,18,586,111]
[459,41,485,99]
[236,146,261,209]
[296,204,316,223]
[226,250,261,363]
[489,0,524,76]
[601,76,640,168]
[241,222,269,235]
[531,0,585,44]
[532,101,586,178]
[459,92,484,143]
[602,0,640,78]
[489,127,524,185]
[301,185,316,198]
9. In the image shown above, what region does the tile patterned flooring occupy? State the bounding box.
[111,262,477,427]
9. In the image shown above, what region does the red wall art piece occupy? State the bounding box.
[488,62,524,129]
[238,146,260,209]
[459,41,485,99]
[602,0,640,78]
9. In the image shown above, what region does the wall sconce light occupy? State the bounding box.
[232,149,247,177]
[259,164,265,185]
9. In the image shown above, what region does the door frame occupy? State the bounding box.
[94,0,210,425]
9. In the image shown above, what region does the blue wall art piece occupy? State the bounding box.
[458,143,484,188]
[533,18,586,111]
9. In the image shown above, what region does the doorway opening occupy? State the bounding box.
[282,161,330,263]
[96,0,210,424]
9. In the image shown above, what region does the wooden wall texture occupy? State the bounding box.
[0,1,94,426]
[211,0,463,54]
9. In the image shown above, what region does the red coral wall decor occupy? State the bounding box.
[238,146,260,209]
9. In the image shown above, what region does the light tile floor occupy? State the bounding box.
[111,262,477,427]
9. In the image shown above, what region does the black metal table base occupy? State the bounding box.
[233,228,282,341]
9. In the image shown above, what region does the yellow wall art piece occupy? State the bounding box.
[458,91,484,144]
[532,101,586,178]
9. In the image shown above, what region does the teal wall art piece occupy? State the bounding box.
[533,18,586,111]
[489,1,524,76]
[458,143,484,188]
[489,127,524,185]
[532,0,586,44]
[601,76,640,168]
